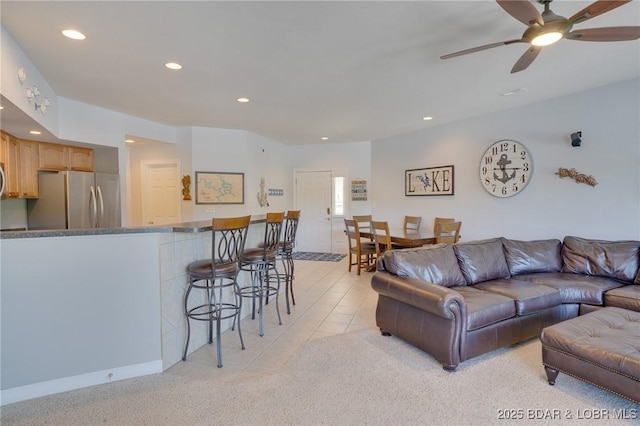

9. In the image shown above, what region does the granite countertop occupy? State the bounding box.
[0,216,266,239]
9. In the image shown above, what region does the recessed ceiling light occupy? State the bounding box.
[62,29,86,40]
[423,116,433,121]
[29,130,42,135]
[165,62,182,70]
[321,137,329,140]
[236,97,250,103]
[125,139,135,144]
[0,106,4,110]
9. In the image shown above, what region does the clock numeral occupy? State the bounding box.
[520,151,527,160]
[484,156,493,165]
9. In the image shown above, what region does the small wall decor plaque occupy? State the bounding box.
[405,165,454,196]
[351,180,367,201]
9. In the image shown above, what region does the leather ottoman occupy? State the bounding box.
[540,307,640,403]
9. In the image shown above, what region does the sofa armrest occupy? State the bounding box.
[371,271,466,320]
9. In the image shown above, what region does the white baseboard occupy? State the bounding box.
[0,360,163,406]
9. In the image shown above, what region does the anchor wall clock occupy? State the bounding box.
[480,139,533,198]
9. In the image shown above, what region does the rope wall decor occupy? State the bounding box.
[555,167,598,187]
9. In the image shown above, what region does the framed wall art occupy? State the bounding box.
[195,171,245,204]
[351,180,367,201]
[405,165,454,196]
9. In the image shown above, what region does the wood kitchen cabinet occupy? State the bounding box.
[38,142,69,171]
[68,146,94,172]
[18,139,39,198]
[1,131,21,198]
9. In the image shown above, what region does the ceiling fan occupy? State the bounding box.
[440,0,640,73]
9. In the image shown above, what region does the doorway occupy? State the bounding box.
[294,170,332,252]
[141,160,182,226]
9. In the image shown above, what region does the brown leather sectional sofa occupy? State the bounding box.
[371,236,640,371]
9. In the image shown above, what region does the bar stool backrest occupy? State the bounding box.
[212,215,252,268]
[282,210,301,252]
[261,212,285,260]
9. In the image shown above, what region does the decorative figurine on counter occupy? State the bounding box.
[182,175,192,200]
[257,178,269,207]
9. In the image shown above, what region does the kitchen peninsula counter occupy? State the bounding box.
[0,216,266,239]
[0,215,267,405]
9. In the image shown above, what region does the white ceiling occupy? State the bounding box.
[1,1,639,145]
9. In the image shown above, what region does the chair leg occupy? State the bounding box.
[182,282,193,361]
[287,253,295,310]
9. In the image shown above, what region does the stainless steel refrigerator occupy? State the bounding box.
[27,171,121,230]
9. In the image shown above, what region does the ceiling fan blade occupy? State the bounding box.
[568,0,631,25]
[440,39,524,59]
[496,0,543,26]
[511,46,541,73]
[567,26,640,41]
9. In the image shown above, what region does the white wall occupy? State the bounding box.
[190,127,293,219]
[1,234,162,402]
[371,79,640,241]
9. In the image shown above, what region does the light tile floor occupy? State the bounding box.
[167,257,378,382]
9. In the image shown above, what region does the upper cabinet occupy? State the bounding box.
[18,140,39,198]
[68,146,94,172]
[38,142,69,171]
[39,142,94,172]
[1,131,22,198]
[0,132,39,198]
[1,131,95,198]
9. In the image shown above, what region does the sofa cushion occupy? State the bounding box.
[502,238,562,275]
[605,285,640,312]
[380,245,466,288]
[450,286,516,331]
[454,238,510,285]
[562,236,640,283]
[473,279,562,316]
[515,272,623,305]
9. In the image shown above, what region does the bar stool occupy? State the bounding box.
[273,210,300,314]
[239,212,284,336]
[182,215,251,367]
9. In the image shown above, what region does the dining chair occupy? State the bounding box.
[344,218,377,275]
[371,220,397,258]
[433,217,455,234]
[436,221,461,244]
[183,215,251,367]
[403,215,422,232]
[353,215,373,238]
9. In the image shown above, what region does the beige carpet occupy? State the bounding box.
[2,328,637,425]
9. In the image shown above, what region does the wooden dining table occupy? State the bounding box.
[359,228,436,249]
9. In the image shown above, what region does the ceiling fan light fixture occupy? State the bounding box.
[531,31,563,46]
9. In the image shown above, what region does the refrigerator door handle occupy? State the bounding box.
[97,186,104,228]
[90,185,98,228]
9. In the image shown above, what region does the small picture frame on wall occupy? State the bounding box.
[405,165,454,196]
[351,180,367,201]
[195,171,245,204]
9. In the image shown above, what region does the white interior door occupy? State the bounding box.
[141,161,181,226]
[295,170,332,252]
